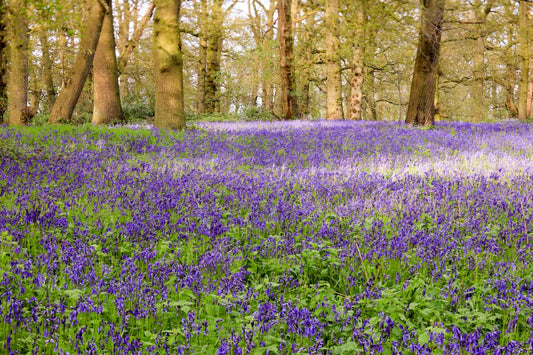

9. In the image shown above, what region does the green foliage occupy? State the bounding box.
[122,102,155,123]
[241,106,277,121]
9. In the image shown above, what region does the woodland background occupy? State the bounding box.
[0,0,531,126]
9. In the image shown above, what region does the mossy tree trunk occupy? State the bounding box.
[8,0,29,126]
[153,0,185,130]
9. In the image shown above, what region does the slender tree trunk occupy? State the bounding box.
[0,0,7,122]
[434,72,440,121]
[300,3,316,117]
[49,0,105,124]
[196,0,207,113]
[8,0,29,126]
[153,0,185,129]
[405,0,445,126]
[349,0,365,120]
[325,0,343,119]
[471,1,493,122]
[58,32,68,87]
[93,0,124,125]
[204,0,223,113]
[117,1,155,73]
[527,55,533,117]
[519,0,529,121]
[278,0,296,119]
[39,31,56,109]
[262,1,276,112]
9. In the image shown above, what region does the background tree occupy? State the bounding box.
[153,0,185,129]
[0,0,8,121]
[49,0,105,124]
[325,0,343,119]
[7,0,29,125]
[278,0,296,119]
[92,0,124,125]
[405,0,445,126]
[519,0,529,121]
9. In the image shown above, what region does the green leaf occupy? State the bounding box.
[418,332,430,345]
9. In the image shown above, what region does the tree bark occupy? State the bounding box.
[39,31,56,109]
[204,0,224,113]
[49,0,105,124]
[278,0,296,119]
[325,0,343,120]
[299,1,316,117]
[93,0,124,125]
[349,0,365,120]
[526,55,533,117]
[471,0,493,122]
[519,0,529,121]
[405,0,445,126]
[153,0,185,129]
[0,0,7,122]
[8,0,29,126]
[196,0,207,113]
[262,0,276,112]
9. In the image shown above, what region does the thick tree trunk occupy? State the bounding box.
[349,0,365,120]
[39,31,56,109]
[325,0,343,120]
[519,0,529,121]
[0,0,7,122]
[278,0,296,119]
[8,0,29,126]
[49,0,105,124]
[93,0,124,125]
[405,0,445,126]
[153,0,185,129]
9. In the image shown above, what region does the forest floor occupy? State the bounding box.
[1,120,533,353]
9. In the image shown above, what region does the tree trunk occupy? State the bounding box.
[325,0,343,120]
[93,0,124,125]
[0,0,7,122]
[526,54,533,117]
[153,0,185,129]
[471,1,493,122]
[262,0,276,112]
[49,0,105,124]
[405,0,445,126]
[39,31,56,109]
[278,0,296,119]
[300,2,316,117]
[205,0,223,114]
[196,0,207,113]
[117,1,155,74]
[8,0,29,126]
[519,0,529,121]
[349,0,365,120]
